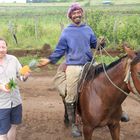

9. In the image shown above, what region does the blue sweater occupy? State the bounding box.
[48,23,97,65]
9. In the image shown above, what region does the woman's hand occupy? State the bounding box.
[0,84,10,93]
[37,58,50,67]
[19,66,31,81]
[22,72,30,81]
[19,72,30,81]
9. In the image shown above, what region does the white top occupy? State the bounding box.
[0,54,22,109]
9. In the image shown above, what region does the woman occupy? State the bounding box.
[0,38,30,140]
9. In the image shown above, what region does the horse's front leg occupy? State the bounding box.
[83,124,94,140]
[108,122,120,140]
[62,98,69,127]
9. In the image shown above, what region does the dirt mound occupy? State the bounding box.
[8,43,52,57]
[8,43,122,58]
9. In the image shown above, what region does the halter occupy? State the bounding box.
[124,59,140,98]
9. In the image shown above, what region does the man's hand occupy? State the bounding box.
[37,58,51,67]
[98,36,106,47]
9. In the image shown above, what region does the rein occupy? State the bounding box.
[99,47,140,103]
[78,42,100,92]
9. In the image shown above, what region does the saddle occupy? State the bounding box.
[78,62,103,92]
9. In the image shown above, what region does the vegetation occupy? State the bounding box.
[18,55,39,65]
[5,78,17,91]
[86,10,140,49]
[0,1,140,64]
[96,55,119,64]
[0,4,139,50]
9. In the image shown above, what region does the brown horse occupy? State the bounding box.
[78,45,140,140]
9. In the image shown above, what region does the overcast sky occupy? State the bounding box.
[0,0,26,3]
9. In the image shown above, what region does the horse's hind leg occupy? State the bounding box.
[108,122,120,140]
[83,125,94,140]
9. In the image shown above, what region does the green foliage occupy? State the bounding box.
[7,78,17,90]
[86,10,140,49]
[95,55,119,64]
[18,55,39,65]
[0,4,140,50]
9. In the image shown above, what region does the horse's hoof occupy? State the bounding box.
[71,130,82,137]
[71,124,82,137]
[121,112,130,122]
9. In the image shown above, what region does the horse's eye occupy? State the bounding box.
[137,72,140,79]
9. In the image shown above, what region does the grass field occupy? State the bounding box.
[0,0,140,5]
[0,1,139,64]
[0,1,140,51]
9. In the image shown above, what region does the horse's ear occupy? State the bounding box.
[122,43,136,59]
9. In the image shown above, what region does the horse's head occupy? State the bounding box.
[123,45,140,97]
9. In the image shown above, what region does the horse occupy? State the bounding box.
[77,45,140,140]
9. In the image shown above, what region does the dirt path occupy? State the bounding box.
[17,67,140,140]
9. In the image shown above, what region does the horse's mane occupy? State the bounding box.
[79,51,140,84]
[84,55,127,81]
[94,51,140,77]
[94,55,127,77]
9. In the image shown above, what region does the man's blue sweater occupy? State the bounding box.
[48,23,97,65]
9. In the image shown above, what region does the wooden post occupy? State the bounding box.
[34,16,38,39]
[8,21,18,45]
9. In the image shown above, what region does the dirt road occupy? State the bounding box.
[17,66,140,140]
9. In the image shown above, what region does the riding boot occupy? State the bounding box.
[121,111,130,122]
[66,102,82,137]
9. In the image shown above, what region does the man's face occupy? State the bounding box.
[0,40,7,59]
[70,9,83,25]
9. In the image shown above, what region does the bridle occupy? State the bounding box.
[99,48,140,103]
[124,58,140,98]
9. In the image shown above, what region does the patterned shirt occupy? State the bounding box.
[0,54,22,109]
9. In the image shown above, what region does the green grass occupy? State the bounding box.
[18,56,38,65]
[0,1,137,65]
[96,55,119,64]
[0,2,140,51]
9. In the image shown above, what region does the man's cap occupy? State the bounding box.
[67,3,83,19]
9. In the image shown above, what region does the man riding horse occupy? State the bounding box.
[38,3,129,137]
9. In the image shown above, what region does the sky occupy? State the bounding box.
[0,0,26,3]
